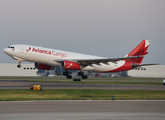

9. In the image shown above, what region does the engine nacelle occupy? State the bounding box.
[35,63,54,70]
[61,60,81,70]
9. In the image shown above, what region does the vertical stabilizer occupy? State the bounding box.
[126,40,151,64]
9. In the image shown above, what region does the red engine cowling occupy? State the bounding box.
[61,60,81,70]
[35,63,54,70]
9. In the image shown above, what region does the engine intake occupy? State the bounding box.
[61,60,81,70]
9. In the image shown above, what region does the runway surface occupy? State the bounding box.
[0,80,165,119]
[0,100,165,120]
[0,80,165,90]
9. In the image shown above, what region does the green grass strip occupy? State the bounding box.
[0,77,164,85]
[0,77,164,81]
[0,89,165,101]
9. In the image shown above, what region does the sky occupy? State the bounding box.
[0,0,165,64]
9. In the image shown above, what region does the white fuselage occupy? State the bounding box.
[4,44,126,72]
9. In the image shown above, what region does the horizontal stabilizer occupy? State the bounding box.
[131,63,159,69]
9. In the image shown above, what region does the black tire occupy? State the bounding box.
[78,72,84,76]
[67,75,72,79]
[17,65,21,68]
[82,75,88,79]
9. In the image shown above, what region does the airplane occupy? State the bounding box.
[3,39,155,79]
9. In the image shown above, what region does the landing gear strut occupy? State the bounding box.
[63,70,72,79]
[17,60,21,68]
[78,72,88,79]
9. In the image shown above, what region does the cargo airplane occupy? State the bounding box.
[3,40,154,79]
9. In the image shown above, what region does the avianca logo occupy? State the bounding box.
[26,47,31,52]
[32,48,51,55]
[26,47,67,58]
[66,63,72,69]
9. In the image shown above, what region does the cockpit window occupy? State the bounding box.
[8,46,15,49]
[8,46,15,51]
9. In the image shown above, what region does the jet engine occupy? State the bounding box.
[61,60,81,70]
[35,63,54,70]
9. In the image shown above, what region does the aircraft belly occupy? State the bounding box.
[91,61,125,72]
[26,53,36,62]
[12,51,28,61]
[46,61,61,67]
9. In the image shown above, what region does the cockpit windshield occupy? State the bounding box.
[8,46,15,49]
[8,46,15,51]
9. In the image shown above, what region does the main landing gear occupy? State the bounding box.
[63,71,72,79]
[63,71,88,79]
[17,60,21,68]
[78,72,88,79]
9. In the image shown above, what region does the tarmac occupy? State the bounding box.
[0,100,165,120]
[0,80,165,90]
[0,79,165,120]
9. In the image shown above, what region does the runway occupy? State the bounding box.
[0,80,165,119]
[0,100,165,120]
[0,80,165,90]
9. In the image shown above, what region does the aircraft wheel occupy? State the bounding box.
[63,72,68,76]
[82,75,88,79]
[66,75,72,79]
[17,65,21,68]
[78,72,84,76]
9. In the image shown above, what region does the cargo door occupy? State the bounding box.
[20,46,28,59]
[20,46,24,53]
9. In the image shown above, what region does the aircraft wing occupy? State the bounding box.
[55,56,144,67]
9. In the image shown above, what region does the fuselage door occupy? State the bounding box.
[20,46,24,53]
[20,46,27,55]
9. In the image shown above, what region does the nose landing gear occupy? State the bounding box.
[17,60,21,68]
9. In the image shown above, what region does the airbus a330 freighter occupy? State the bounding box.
[4,40,154,79]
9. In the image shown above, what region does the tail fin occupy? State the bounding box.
[126,39,151,64]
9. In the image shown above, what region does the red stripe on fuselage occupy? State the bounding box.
[103,61,137,73]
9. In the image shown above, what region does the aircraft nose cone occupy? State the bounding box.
[3,48,12,56]
[3,48,8,54]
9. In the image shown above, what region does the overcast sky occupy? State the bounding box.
[0,0,165,64]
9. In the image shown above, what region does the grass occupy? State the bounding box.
[0,89,165,101]
[0,76,164,81]
[0,77,164,101]
[0,76,164,85]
